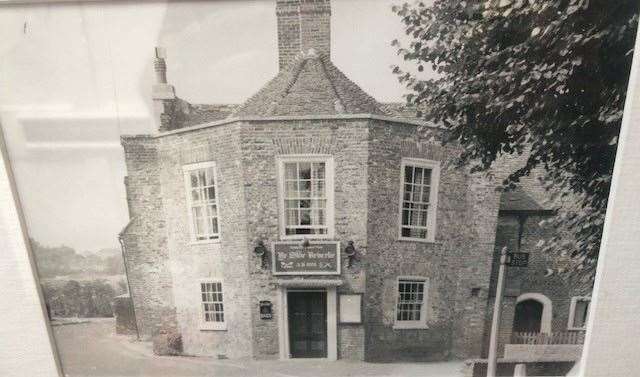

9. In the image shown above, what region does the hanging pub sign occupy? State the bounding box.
[506,252,529,267]
[272,241,340,275]
[259,301,273,320]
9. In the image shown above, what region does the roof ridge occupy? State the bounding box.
[234,50,383,117]
[317,55,346,113]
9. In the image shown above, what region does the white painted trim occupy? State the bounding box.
[327,287,338,360]
[275,154,335,240]
[278,286,338,361]
[182,161,221,243]
[393,276,430,330]
[516,292,553,334]
[198,278,227,331]
[568,296,591,331]
[152,113,441,138]
[397,158,440,243]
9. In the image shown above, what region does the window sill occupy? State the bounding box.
[393,323,429,330]
[189,239,221,246]
[200,324,227,331]
[397,237,439,244]
[280,235,335,241]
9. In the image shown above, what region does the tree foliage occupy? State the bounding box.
[392,0,638,276]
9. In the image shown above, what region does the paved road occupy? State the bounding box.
[53,319,464,377]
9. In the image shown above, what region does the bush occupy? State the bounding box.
[153,329,183,356]
[41,279,116,318]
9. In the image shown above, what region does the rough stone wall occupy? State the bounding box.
[113,294,137,335]
[449,169,503,359]
[239,119,369,360]
[155,123,253,358]
[120,135,177,339]
[276,0,331,70]
[364,119,496,361]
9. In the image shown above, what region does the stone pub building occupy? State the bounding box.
[120,0,591,362]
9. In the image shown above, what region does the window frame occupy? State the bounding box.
[393,276,429,330]
[397,158,440,243]
[198,278,227,331]
[568,296,591,330]
[276,154,335,240]
[183,161,221,244]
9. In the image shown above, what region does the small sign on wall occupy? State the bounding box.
[259,301,273,320]
[339,294,362,324]
[272,241,340,275]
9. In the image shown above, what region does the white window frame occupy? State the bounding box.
[393,276,429,329]
[183,161,221,244]
[276,154,335,240]
[199,279,227,331]
[397,158,440,243]
[568,296,591,330]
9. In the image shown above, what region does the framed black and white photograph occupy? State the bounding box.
[1,0,640,376]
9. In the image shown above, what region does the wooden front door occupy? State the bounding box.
[287,290,327,358]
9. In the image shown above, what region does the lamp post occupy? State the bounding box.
[487,246,508,377]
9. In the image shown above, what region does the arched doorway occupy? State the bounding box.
[513,293,552,334]
[513,299,543,333]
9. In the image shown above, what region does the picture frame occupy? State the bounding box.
[1,1,640,376]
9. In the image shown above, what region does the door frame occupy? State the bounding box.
[515,292,552,334]
[278,286,337,360]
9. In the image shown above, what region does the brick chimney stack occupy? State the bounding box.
[152,47,177,132]
[276,0,331,70]
[152,47,175,99]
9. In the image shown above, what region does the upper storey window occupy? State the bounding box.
[277,155,334,239]
[398,158,440,243]
[183,162,220,242]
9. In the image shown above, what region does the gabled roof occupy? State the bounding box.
[499,188,552,214]
[232,49,384,117]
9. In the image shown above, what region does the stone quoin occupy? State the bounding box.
[119,0,590,361]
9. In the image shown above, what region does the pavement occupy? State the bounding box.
[53,319,465,377]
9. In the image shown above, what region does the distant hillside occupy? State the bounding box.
[31,239,125,279]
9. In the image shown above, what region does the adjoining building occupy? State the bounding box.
[119,0,590,361]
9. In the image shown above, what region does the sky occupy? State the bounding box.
[0,0,433,253]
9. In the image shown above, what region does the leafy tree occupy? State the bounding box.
[392,0,638,277]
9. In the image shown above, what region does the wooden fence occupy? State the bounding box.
[511,331,586,345]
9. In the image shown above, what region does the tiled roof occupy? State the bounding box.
[379,102,421,119]
[233,50,384,117]
[180,104,238,127]
[499,188,549,213]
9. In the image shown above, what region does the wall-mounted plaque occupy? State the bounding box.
[339,294,362,324]
[259,301,273,320]
[272,241,340,275]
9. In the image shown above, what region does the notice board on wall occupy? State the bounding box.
[339,294,362,324]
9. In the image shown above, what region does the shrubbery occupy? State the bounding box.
[41,279,122,318]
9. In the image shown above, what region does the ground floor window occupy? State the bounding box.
[394,277,429,329]
[568,296,591,330]
[200,280,226,330]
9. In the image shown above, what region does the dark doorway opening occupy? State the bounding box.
[513,299,543,333]
[287,290,327,358]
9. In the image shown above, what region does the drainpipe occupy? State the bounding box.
[118,232,140,340]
